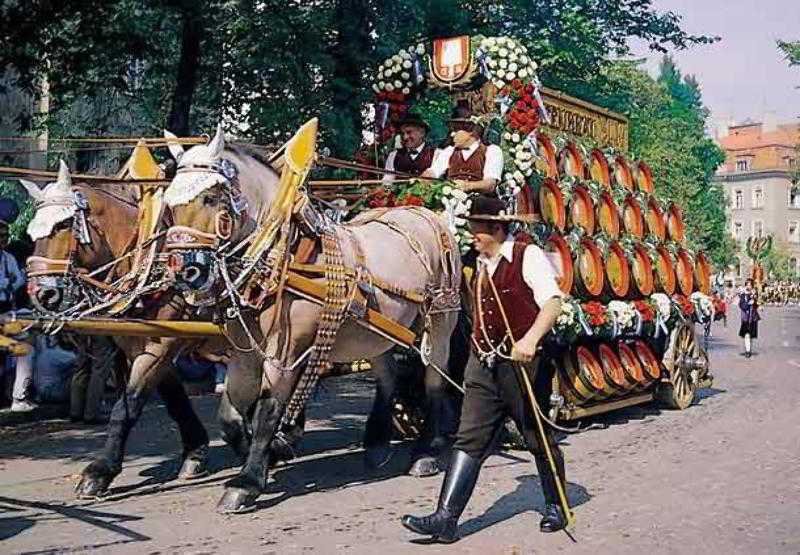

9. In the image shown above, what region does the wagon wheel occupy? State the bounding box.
[657,323,703,409]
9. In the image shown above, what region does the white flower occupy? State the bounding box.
[442,185,453,196]
[378,81,386,88]
[512,133,520,143]
[394,80,402,88]
[518,68,528,78]
[416,43,425,54]
[508,62,518,72]
[402,87,410,95]
[384,69,393,79]
[402,60,412,69]
[451,188,468,200]
[509,53,518,62]
[488,58,497,68]
[524,168,533,176]
[499,59,508,69]
[401,71,410,79]
[652,293,671,317]
[520,55,529,65]
[496,69,506,79]
[494,79,505,88]
[385,83,395,92]
[503,132,511,140]
[392,55,402,64]
[499,47,509,57]
[372,84,381,93]
[518,161,531,171]
[383,59,393,69]
[485,37,497,47]
[506,71,516,81]
[530,60,538,71]
[399,48,408,58]
[513,170,525,182]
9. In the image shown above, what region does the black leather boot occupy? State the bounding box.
[534,449,568,533]
[401,450,481,543]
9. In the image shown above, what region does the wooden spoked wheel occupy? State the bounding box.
[657,323,703,409]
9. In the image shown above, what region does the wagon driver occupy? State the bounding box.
[421,101,503,194]
[401,195,568,543]
[382,113,438,184]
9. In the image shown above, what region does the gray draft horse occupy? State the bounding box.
[162,124,462,513]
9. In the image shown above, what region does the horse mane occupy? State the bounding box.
[226,143,278,171]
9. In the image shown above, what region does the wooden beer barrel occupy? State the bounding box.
[568,184,595,235]
[621,194,644,239]
[675,248,694,296]
[632,339,662,381]
[544,232,574,294]
[516,182,537,215]
[597,343,629,396]
[666,202,686,243]
[617,341,647,391]
[559,346,606,404]
[558,142,584,179]
[629,242,654,297]
[613,156,635,192]
[595,190,620,238]
[652,246,676,295]
[644,196,666,242]
[539,178,566,231]
[694,251,711,294]
[604,241,631,299]
[573,237,605,298]
[535,134,559,178]
[635,161,655,194]
[589,149,611,186]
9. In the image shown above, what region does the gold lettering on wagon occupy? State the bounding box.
[539,87,629,151]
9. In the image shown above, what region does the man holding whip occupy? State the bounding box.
[401,195,572,543]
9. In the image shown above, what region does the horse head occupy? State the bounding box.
[20,160,137,314]
[162,125,280,299]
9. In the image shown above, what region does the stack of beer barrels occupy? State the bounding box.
[520,135,713,405]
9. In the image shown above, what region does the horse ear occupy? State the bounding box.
[163,129,185,162]
[57,159,72,185]
[18,179,45,203]
[207,123,225,159]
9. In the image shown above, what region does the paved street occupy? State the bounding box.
[1,307,799,554]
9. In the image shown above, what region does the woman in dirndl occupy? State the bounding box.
[738,279,760,358]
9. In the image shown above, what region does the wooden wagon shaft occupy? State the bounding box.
[308,178,414,187]
[0,318,225,338]
[0,166,170,184]
[0,334,32,356]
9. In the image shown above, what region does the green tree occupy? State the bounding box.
[764,240,796,281]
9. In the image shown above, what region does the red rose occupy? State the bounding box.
[516,100,526,110]
[405,195,423,206]
[523,94,534,105]
[512,78,523,90]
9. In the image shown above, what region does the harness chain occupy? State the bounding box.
[284,226,349,425]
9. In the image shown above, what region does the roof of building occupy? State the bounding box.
[719,122,799,151]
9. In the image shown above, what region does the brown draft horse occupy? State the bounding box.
[161,124,462,513]
[19,162,213,494]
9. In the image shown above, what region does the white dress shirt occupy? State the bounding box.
[428,142,504,182]
[382,142,436,184]
[477,236,564,308]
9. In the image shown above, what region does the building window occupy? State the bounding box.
[733,221,742,240]
[736,158,751,171]
[790,187,800,208]
[789,158,798,168]
[752,219,764,238]
[789,221,799,243]
[734,189,743,209]
[752,187,764,208]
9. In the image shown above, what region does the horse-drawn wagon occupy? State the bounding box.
[0,33,715,514]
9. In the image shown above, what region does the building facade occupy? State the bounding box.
[714,120,800,283]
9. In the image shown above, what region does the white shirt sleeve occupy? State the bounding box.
[483,144,504,182]
[382,150,397,184]
[429,146,454,179]
[521,244,564,307]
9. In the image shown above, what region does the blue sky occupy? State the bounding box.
[628,0,799,133]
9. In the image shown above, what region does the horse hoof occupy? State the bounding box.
[75,472,112,499]
[179,445,210,480]
[408,456,441,477]
[216,487,259,514]
[364,445,393,470]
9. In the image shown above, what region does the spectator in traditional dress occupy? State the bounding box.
[739,279,760,359]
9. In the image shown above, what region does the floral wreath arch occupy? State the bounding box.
[370,35,549,217]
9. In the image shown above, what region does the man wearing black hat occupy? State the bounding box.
[401,195,568,543]
[382,114,439,184]
[422,102,503,194]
